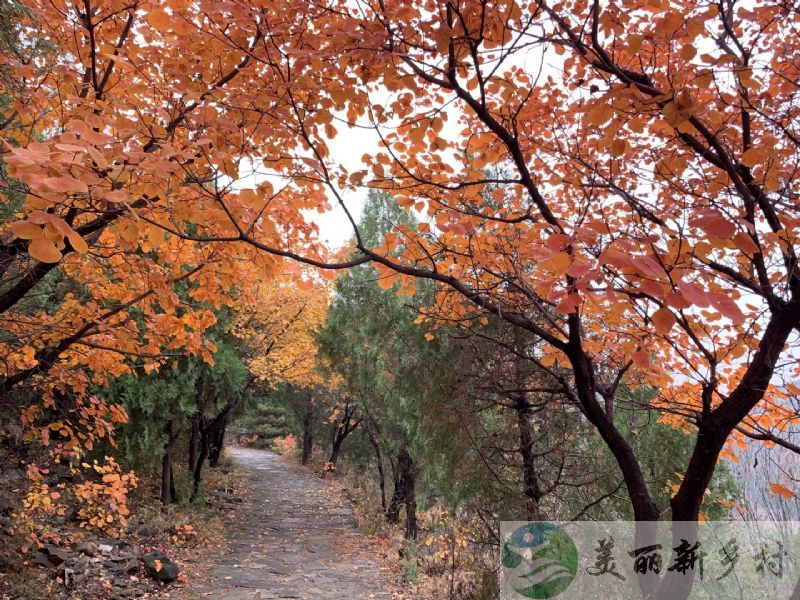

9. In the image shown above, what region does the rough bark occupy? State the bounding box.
[386,478,402,524]
[301,397,314,466]
[514,394,543,521]
[191,427,209,502]
[188,414,200,473]
[328,401,359,467]
[398,450,417,540]
[366,427,387,513]
[208,416,227,468]
[385,449,417,539]
[161,421,177,505]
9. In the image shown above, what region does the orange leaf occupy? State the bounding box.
[626,34,643,54]
[67,231,89,253]
[770,483,796,499]
[103,190,129,203]
[680,44,697,60]
[732,232,759,255]
[652,308,676,335]
[539,252,571,274]
[41,176,89,194]
[11,221,43,240]
[741,147,768,168]
[693,213,735,238]
[377,275,395,290]
[610,139,627,156]
[29,238,63,263]
[119,222,139,243]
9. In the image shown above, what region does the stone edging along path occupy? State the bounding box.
[186,446,393,600]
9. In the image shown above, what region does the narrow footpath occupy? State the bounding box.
[188,446,392,600]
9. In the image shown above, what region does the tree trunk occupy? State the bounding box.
[387,454,401,523]
[328,413,357,467]
[329,433,344,466]
[161,421,177,505]
[191,427,210,502]
[301,397,314,466]
[208,416,227,467]
[188,414,200,473]
[398,450,417,540]
[514,394,543,521]
[512,328,543,520]
[387,483,402,523]
[385,449,417,538]
[366,427,386,513]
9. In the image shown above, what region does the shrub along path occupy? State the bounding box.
[187,446,392,599]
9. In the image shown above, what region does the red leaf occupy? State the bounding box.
[709,293,745,323]
[631,350,650,368]
[678,281,711,307]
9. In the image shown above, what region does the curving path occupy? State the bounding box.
[188,446,391,600]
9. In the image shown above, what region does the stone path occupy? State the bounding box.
[187,446,391,600]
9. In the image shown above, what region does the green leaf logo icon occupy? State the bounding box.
[503,523,578,599]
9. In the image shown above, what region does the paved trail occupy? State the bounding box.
[189,446,391,600]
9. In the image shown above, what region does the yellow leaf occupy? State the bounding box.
[29,238,62,263]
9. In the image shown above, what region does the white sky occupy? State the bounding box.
[306,119,383,248]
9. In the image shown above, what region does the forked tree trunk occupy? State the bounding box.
[329,432,345,467]
[328,404,359,467]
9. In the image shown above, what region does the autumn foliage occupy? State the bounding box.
[232,277,329,388]
[1,0,799,553]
